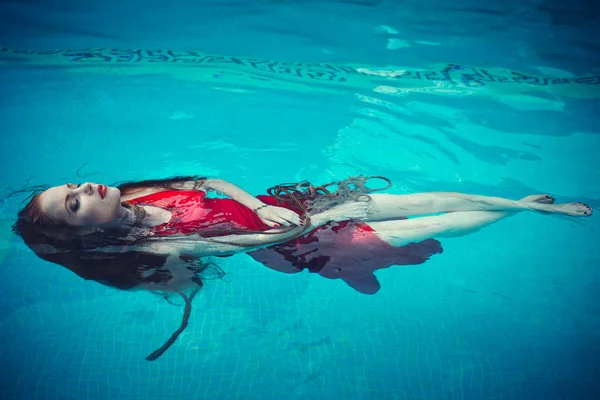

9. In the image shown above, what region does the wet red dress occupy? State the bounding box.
[127,190,443,294]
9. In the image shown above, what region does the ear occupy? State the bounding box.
[342,273,381,295]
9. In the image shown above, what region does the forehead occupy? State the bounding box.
[39,185,69,222]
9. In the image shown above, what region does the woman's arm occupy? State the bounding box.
[138,223,310,259]
[159,178,265,211]
[199,179,266,212]
[121,178,266,209]
[119,178,248,203]
[119,178,208,201]
[202,179,303,227]
[167,178,302,227]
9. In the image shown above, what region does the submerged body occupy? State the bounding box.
[15,175,592,294]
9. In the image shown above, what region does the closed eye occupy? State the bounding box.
[70,198,80,212]
[65,184,81,213]
[64,194,80,213]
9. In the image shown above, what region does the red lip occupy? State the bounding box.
[98,185,106,199]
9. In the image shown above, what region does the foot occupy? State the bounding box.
[521,194,555,204]
[547,202,593,217]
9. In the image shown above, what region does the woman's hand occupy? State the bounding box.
[255,205,303,228]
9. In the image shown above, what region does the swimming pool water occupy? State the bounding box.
[0,1,599,399]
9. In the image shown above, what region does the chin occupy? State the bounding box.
[107,187,121,202]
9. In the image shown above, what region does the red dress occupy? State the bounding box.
[127,190,443,294]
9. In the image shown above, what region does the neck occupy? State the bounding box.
[120,203,172,228]
[120,203,147,227]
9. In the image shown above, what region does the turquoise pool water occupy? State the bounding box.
[0,1,599,399]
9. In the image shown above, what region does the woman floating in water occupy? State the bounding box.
[11,175,592,360]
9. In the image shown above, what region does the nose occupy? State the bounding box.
[75,182,94,195]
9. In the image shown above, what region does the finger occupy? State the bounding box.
[272,216,291,227]
[279,210,303,225]
[262,215,288,227]
[277,212,302,226]
[261,219,279,228]
[284,214,303,226]
[293,213,303,224]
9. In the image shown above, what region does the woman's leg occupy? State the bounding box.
[366,194,563,247]
[316,194,554,295]
[364,192,592,221]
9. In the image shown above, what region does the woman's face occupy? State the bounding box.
[39,182,124,227]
